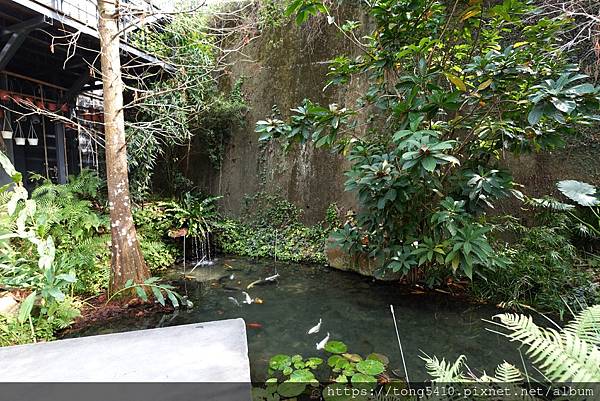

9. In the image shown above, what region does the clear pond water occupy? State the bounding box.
[71,257,522,381]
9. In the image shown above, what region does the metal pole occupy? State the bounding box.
[39,85,49,178]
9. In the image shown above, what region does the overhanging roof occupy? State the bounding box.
[0,0,172,90]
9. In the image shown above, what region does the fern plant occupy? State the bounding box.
[421,354,533,401]
[422,354,525,383]
[493,305,600,382]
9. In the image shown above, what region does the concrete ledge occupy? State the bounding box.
[0,318,250,382]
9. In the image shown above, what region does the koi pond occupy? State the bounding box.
[70,257,522,381]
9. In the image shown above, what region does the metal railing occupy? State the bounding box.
[31,0,170,41]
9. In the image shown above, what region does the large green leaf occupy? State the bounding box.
[0,151,21,183]
[356,359,385,375]
[324,340,348,354]
[557,180,599,206]
[17,291,37,324]
[269,354,292,371]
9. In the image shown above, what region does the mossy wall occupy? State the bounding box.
[187,2,368,224]
[187,1,600,224]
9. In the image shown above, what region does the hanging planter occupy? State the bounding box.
[1,114,13,139]
[14,120,25,145]
[27,120,38,146]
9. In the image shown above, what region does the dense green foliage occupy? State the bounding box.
[258,0,600,286]
[133,193,221,270]
[128,12,247,199]
[471,216,598,317]
[1,153,86,343]
[28,171,111,294]
[0,154,194,345]
[215,193,337,264]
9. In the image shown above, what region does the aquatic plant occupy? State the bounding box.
[256,340,390,400]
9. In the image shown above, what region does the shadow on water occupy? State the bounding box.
[70,257,522,381]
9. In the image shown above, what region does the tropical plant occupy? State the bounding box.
[257,0,600,284]
[106,277,185,309]
[0,152,82,344]
[28,171,110,294]
[554,179,600,238]
[1,152,184,346]
[162,193,221,239]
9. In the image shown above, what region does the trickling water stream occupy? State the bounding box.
[71,257,522,381]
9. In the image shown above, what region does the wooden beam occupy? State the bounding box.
[0,15,51,70]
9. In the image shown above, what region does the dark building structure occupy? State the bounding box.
[0,0,166,187]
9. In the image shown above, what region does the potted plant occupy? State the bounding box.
[27,120,38,146]
[1,113,12,139]
[14,120,25,145]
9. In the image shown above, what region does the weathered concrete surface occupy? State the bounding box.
[0,318,250,382]
[179,3,368,225]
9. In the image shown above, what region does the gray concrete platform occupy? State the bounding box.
[0,318,251,382]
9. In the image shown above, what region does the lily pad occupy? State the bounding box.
[306,357,323,369]
[277,381,306,398]
[342,353,363,363]
[269,354,291,371]
[351,373,377,383]
[289,369,316,382]
[328,355,345,367]
[324,340,347,354]
[356,359,385,375]
[367,353,390,366]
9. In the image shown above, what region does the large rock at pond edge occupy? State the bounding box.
[0,292,19,317]
[325,237,402,281]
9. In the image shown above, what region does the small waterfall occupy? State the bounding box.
[206,234,212,261]
[189,231,214,269]
[192,236,199,262]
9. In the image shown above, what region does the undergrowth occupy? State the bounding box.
[471,215,599,318]
[215,192,338,264]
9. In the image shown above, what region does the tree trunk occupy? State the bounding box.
[98,0,150,295]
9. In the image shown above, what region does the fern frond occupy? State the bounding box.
[492,362,523,383]
[421,354,469,382]
[495,309,600,382]
[565,305,600,346]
